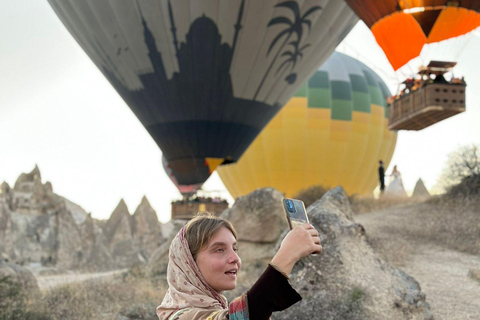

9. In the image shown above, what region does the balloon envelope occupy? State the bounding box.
[217,52,397,198]
[47,0,358,194]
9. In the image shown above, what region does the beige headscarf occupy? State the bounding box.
[156,226,228,320]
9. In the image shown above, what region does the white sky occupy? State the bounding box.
[2,1,479,223]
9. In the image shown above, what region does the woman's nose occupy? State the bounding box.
[228,250,240,264]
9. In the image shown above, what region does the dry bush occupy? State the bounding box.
[438,144,480,193]
[33,273,167,320]
[403,197,480,255]
[293,184,329,208]
[446,174,480,198]
[0,276,52,320]
[361,197,480,258]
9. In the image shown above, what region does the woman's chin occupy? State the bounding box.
[216,282,237,293]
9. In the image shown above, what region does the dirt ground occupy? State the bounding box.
[355,207,480,320]
[36,269,126,291]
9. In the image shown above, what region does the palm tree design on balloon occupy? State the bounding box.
[277,40,311,84]
[254,1,321,99]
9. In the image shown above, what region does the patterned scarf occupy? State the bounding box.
[156,226,228,320]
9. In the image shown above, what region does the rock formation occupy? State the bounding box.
[132,196,164,259]
[0,167,129,271]
[412,178,431,199]
[79,213,115,271]
[103,199,139,266]
[217,187,431,320]
[0,166,167,271]
[277,187,431,319]
[101,197,164,268]
[221,188,285,243]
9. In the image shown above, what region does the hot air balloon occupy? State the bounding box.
[216,52,397,198]
[47,0,358,195]
[344,1,474,130]
[344,0,480,71]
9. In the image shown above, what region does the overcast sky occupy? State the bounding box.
[2,1,480,223]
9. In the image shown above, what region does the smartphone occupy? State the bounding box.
[282,198,309,230]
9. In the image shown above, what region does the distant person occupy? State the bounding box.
[385,165,408,198]
[405,78,414,93]
[434,73,448,83]
[378,160,385,193]
[156,212,322,320]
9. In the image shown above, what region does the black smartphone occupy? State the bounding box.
[282,198,309,230]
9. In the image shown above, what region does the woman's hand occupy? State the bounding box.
[270,223,322,275]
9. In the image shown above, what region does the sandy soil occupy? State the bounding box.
[36,269,127,291]
[355,209,480,320]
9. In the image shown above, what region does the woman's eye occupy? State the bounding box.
[233,247,238,252]
[216,248,224,253]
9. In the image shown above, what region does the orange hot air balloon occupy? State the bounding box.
[344,1,480,70]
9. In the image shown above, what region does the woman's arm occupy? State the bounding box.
[246,264,302,319]
[271,223,322,275]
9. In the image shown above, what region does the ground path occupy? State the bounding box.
[355,209,480,320]
[35,269,127,291]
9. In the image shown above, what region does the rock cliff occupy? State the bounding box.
[0,167,164,271]
[102,197,164,268]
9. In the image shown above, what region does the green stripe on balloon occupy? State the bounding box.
[308,88,331,109]
[331,81,351,101]
[309,71,329,89]
[362,70,377,87]
[369,86,384,106]
[352,91,371,113]
[331,99,352,121]
[350,74,369,93]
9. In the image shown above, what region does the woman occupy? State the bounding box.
[385,165,408,198]
[157,212,322,320]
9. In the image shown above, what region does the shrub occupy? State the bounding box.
[119,302,158,320]
[0,276,52,320]
[446,173,480,198]
[34,275,166,320]
[293,184,329,208]
[439,144,480,197]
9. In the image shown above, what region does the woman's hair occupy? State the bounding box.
[185,212,237,260]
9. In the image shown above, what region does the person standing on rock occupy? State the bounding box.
[156,212,322,320]
[378,160,385,193]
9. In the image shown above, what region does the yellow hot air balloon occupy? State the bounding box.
[217,52,397,198]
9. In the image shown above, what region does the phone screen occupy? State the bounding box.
[282,198,309,229]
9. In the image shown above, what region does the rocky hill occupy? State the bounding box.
[0,166,164,270]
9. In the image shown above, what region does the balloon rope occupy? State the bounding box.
[454,34,474,62]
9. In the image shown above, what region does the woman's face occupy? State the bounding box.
[195,227,241,293]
